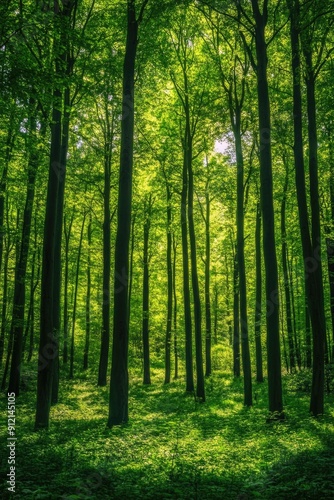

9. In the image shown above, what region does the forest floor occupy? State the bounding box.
[1,347,334,499]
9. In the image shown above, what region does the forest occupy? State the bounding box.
[1,0,334,498]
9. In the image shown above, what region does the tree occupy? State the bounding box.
[108,0,149,427]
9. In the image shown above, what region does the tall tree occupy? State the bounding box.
[164,173,173,384]
[248,0,283,415]
[8,102,43,395]
[287,0,328,415]
[108,0,148,426]
[98,95,114,387]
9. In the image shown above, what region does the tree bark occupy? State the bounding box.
[63,212,73,364]
[204,186,212,377]
[35,88,61,429]
[255,202,263,382]
[234,114,252,406]
[164,182,173,384]
[251,0,283,415]
[83,213,92,370]
[142,195,151,385]
[181,129,194,393]
[98,119,112,386]
[69,214,86,379]
[187,137,205,401]
[8,107,41,396]
[108,0,143,426]
[280,164,295,373]
[233,247,240,378]
[288,0,326,415]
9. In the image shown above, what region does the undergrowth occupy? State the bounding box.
[1,358,334,499]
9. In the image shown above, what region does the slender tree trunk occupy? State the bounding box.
[326,236,334,360]
[181,129,194,393]
[128,213,136,326]
[305,291,312,368]
[214,284,218,345]
[204,187,212,377]
[233,248,240,377]
[8,110,40,396]
[288,0,326,415]
[0,242,10,366]
[251,0,283,415]
[63,212,73,364]
[0,235,13,388]
[255,202,263,382]
[304,47,326,414]
[108,0,142,426]
[0,112,15,275]
[35,0,76,428]
[35,86,61,429]
[27,246,41,363]
[288,256,302,369]
[280,166,295,373]
[84,213,92,370]
[69,214,86,379]
[280,283,289,373]
[142,196,151,385]
[234,116,252,406]
[98,130,112,387]
[164,183,173,384]
[187,136,205,401]
[327,132,334,361]
[52,83,71,405]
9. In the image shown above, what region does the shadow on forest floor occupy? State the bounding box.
[1,367,334,499]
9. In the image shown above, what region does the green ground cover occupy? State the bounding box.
[1,355,334,499]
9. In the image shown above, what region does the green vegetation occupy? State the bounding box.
[1,351,334,499]
[1,0,334,497]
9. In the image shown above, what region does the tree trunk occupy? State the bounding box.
[233,247,240,377]
[280,165,295,373]
[288,0,326,415]
[27,246,41,362]
[8,108,40,396]
[255,202,264,382]
[35,0,76,429]
[251,0,283,415]
[98,128,112,387]
[52,82,71,405]
[164,182,173,384]
[108,0,142,426]
[204,187,212,377]
[69,214,86,379]
[288,256,302,369]
[187,136,205,401]
[0,234,13,389]
[63,212,73,364]
[304,47,326,414]
[214,284,218,345]
[128,213,136,326]
[142,195,151,385]
[305,291,312,368]
[83,213,92,370]
[181,129,194,393]
[326,236,334,361]
[35,92,60,429]
[0,112,15,276]
[234,115,252,406]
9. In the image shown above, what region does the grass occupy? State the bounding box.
[1,353,334,499]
